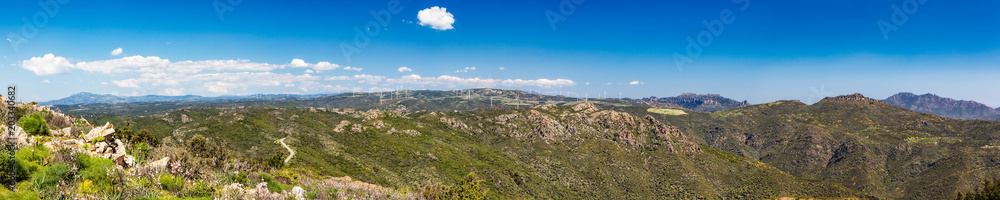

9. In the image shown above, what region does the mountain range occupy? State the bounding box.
[64,90,1000,199]
[883,92,1000,121]
[51,91,1000,122]
[641,93,750,112]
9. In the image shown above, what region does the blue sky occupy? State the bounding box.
[1,0,998,106]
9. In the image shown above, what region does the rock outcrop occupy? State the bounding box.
[85,122,116,141]
[0,125,30,147]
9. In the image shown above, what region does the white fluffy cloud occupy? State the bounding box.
[20,54,74,75]
[417,7,455,31]
[397,67,412,73]
[111,48,123,56]
[113,72,322,94]
[289,59,342,72]
[629,81,644,85]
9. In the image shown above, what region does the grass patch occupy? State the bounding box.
[648,108,687,116]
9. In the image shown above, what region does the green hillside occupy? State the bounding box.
[649,94,1000,199]
[113,102,859,199]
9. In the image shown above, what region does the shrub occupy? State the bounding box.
[77,180,98,195]
[77,154,116,189]
[185,180,215,197]
[158,174,184,192]
[129,142,152,164]
[187,135,215,158]
[0,153,32,185]
[441,172,490,200]
[957,179,1000,200]
[266,152,285,169]
[30,163,73,198]
[14,144,50,165]
[136,129,160,147]
[274,169,299,185]
[19,113,50,136]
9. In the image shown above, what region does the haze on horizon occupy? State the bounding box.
[2,0,998,106]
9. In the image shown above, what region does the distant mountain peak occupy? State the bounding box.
[883,92,1000,121]
[642,93,747,112]
[820,93,882,104]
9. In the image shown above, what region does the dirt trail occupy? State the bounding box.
[279,137,294,163]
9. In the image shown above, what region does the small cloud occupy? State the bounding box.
[111,48,123,56]
[398,67,412,73]
[629,81,644,85]
[305,69,315,74]
[499,67,505,70]
[455,66,476,73]
[605,83,612,85]
[343,66,363,72]
[100,82,108,85]
[585,82,590,85]
[289,59,310,68]
[42,80,50,83]
[417,6,455,31]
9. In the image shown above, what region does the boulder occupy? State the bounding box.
[291,187,306,200]
[148,157,170,169]
[52,127,72,137]
[0,125,30,147]
[85,122,115,141]
[114,155,136,168]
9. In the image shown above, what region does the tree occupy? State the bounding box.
[267,152,285,169]
[187,135,211,158]
[136,129,160,147]
[957,178,1000,200]
[19,113,49,136]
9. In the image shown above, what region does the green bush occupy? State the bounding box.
[129,142,152,163]
[266,152,285,169]
[187,135,220,159]
[186,180,215,197]
[441,172,491,200]
[76,154,115,189]
[19,113,50,136]
[0,153,32,186]
[957,179,1000,200]
[158,174,184,192]
[259,173,290,192]
[0,186,40,200]
[13,145,48,174]
[30,163,72,198]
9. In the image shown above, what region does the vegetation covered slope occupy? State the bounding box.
[111,102,859,199]
[650,93,1000,199]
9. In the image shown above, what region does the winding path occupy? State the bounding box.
[279,137,294,163]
